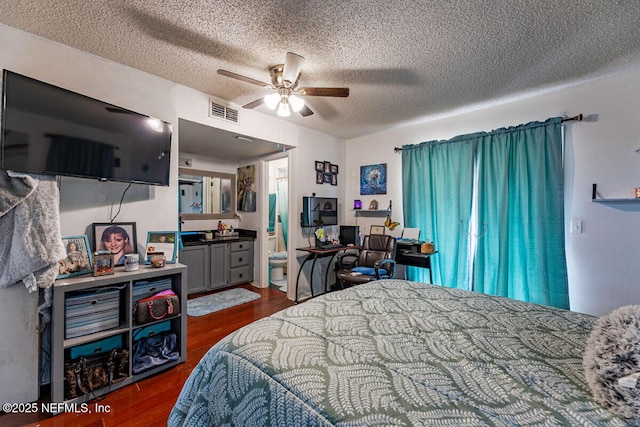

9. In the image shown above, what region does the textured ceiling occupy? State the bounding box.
[1,0,640,141]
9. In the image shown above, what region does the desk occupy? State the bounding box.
[295,246,353,303]
[396,242,437,283]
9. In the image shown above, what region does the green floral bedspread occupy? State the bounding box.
[169,280,625,426]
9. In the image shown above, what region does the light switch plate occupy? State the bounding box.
[571,218,583,234]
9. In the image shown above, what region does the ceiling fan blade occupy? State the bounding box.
[217,69,271,87]
[299,104,314,117]
[282,52,305,86]
[243,98,264,109]
[298,87,350,97]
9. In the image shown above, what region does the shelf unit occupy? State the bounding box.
[51,263,187,404]
[592,183,640,203]
[352,209,391,216]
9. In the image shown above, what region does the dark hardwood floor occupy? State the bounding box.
[2,283,294,427]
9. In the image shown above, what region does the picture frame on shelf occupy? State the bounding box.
[93,252,115,276]
[92,222,137,267]
[144,231,178,264]
[370,225,385,235]
[57,235,93,279]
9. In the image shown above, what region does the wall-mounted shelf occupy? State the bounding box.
[592,183,640,203]
[353,209,391,216]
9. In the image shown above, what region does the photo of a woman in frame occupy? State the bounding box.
[99,225,135,266]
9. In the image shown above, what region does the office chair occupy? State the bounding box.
[335,234,396,288]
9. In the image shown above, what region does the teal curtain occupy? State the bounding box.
[268,193,277,233]
[277,180,288,249]
[474,118,568,308]
[402,136,474,289]
[401,117,568,309]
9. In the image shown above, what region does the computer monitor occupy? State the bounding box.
[339,225,360,245]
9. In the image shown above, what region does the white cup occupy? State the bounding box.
[124,253,139,271]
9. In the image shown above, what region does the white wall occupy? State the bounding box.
[0,22,345,401]
[346,71,640,316]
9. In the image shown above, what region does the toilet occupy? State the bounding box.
[269,252,288,281]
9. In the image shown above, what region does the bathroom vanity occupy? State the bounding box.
[180,230,255,295]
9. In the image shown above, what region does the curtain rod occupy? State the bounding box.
[393,114,583,152]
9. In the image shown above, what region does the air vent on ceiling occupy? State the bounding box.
[209,100,239,123]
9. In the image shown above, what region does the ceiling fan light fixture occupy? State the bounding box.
[289,94,304,112]
[277,101,291,117]
[264,92,281,109]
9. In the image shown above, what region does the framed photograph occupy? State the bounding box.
[323,173,332,184]
[316,171,324,184]
[93,253,115,276]
[323,161,331,174]
[57,235,93,279]
[370,225,386,235]
[145,231,178,264]
[331,174,337,186]
[315,161,324,172]
[330,164,339,174]
[92,222,137,267]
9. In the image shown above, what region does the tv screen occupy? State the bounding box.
[1,70,172,186]
[301,196,338,227]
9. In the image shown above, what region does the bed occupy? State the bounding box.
[169,280,626,426]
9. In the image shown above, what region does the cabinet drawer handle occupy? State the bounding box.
[238,257,243,262]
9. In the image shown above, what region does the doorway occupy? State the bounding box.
[265,157,289,292]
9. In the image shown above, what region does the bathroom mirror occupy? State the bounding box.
[178,168,236,220]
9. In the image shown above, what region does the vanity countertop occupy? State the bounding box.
[180,229,256,247]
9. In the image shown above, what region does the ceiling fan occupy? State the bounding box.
[217,52,349,118]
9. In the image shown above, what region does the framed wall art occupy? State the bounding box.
[92,222,137,267]
[370,225,386,235]
[144,231,178,264]
[57,235,92,279]
[237,164,256,212]
[360,163,387,195]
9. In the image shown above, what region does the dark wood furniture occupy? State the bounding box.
[396,241,437,283]
[335,234,396,288]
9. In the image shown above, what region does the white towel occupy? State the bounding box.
[0,171,66,292]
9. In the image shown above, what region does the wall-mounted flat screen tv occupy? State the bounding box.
[1,70,172,186]
[301,196,338,227]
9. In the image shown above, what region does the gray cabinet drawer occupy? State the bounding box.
[229,266,252,285]
[230,241,250,252]
[230,250,250,267]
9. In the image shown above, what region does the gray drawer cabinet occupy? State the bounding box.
[51,264,187,404]
[210,243,229,290]
[180,245,209,294]
[181,239,253,294]
[229,241,253,285]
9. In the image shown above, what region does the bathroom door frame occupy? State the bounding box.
[259,152,291,294]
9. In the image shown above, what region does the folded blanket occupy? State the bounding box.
[0,171,66,292]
